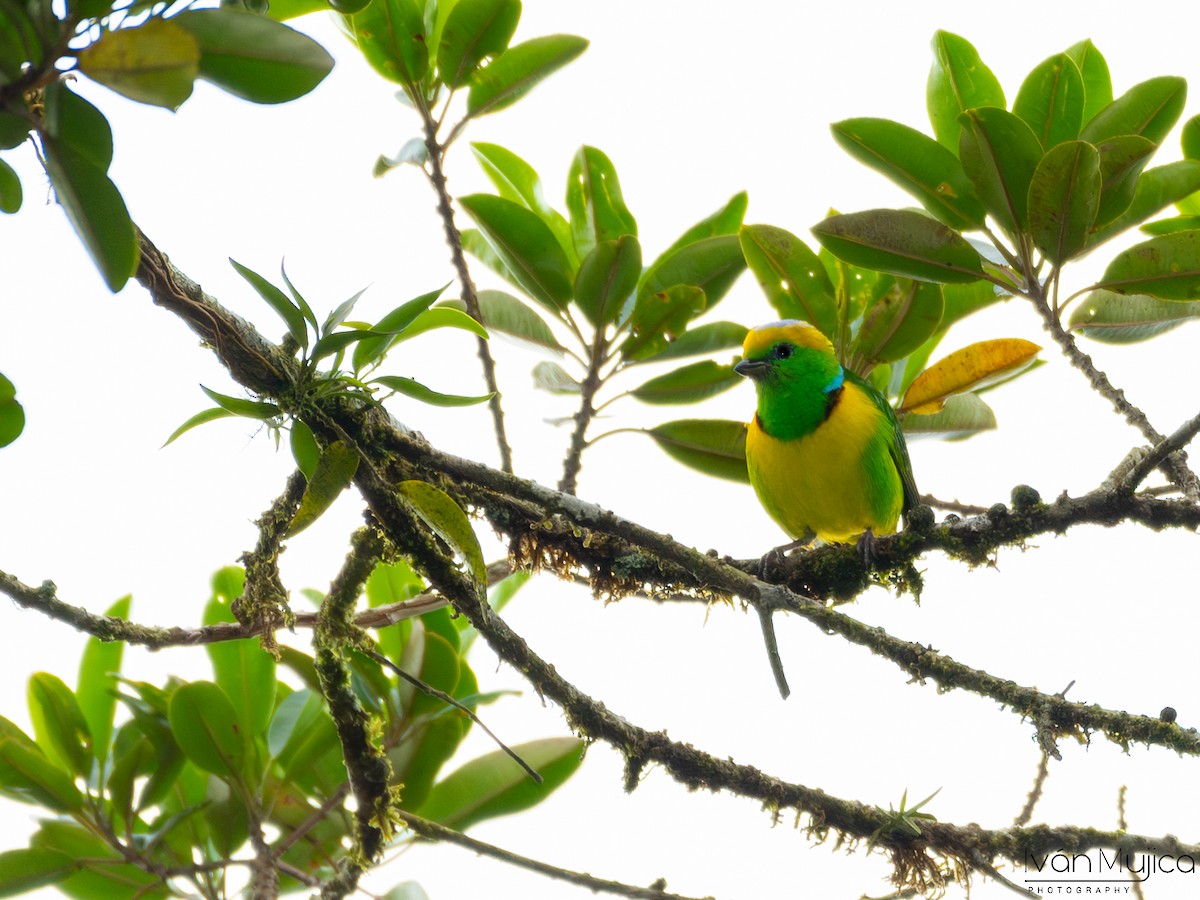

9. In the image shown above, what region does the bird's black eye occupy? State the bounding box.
[773,343,793,360]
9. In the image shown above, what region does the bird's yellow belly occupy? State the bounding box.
[745,388,903,544]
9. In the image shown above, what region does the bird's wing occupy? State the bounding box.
[846,371,921,518]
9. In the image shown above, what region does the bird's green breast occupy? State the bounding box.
[745,380,905,543]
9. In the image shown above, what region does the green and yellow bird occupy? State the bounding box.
[734,320,919,551]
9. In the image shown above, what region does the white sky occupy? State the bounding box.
[4,1,1200,897]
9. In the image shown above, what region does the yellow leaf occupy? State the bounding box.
[900,338,1041,414]
[78,20,200,110]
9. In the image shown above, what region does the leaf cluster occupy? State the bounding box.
[1,2,334,289]
[0,564,581,897]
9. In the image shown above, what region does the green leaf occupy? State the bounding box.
[926,30,1005,154]
[566,145,638,260]
[0,372,24,447]
[621,284,706,360]
[372,375,493,406]
[470,142,573,261]
[393,307,489,343]
[206,574,276,742]
[940,280,1005,329]
[288,440,359,536]
[0,735,83,811]
[0,848,78,896]
[466,34,588,118]
[813,209,985,284]
[1027,140,1101,264]
[352,283,451,372]
[830,118,985,230]
[0,111,29,150]
[1093,135,1156,226]
[174,9,333,103]
[1069,289,1200,343]
[266,0,331,19]
[1093,230,1200,300]
[348,0,428,85]
[1012,53,1084,149]
[437,0,519,88]
[200,385,280,419]
[958,107,1043,234]
[630,360,739,405]
[739,224,837,336]
[1089,160,1200,247]
[28,673,92,778]
[167,681,246,779]
[75,595,128,765]
[440,290,564,354]
[309,327,381,363]
[397,481,486,585]
[415,736,584,830]
[280,263,319,331]
[0,157,21,213]
[637,233,745,314]
[318,286,367,337]
[574,235,641,328]
[42,138,137,292]
[1066,39,1112,126]
[1178,116,1200,215]
[644,418,748,483]
[77,18,199,109]
[1079,76,1187,147]
[31,821,165,899]
[230,258,308,348]
[41,82,113,171]
[902,392,995,440]
[268,689,345,789]
[854,280,945,366]
[162,407,237,446]
[290,420,320,479]
[0,0,43,82]
[637,320,747,363]
[531,360,579,394]
[662,192,749,255]
[459,193,575,312]
[1142,215,1200,236]
[1183,113,1200,160]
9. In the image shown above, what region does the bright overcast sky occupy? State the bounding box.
[4,1,1200,898]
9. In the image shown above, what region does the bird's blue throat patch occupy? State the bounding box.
[822,367,845,421]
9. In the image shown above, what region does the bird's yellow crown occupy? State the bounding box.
[742,320,834,358]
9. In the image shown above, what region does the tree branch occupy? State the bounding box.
[394,808,714,900]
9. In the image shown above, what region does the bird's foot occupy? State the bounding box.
[758,535,814,580]
[855,528,880,567]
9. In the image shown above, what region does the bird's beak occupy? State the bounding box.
[734,358,770,380]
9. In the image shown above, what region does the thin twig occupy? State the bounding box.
[365,648,542,784]
[755,605,790,699]
[1122,409,1200,492]
[558,318,609,495]
[1013,749,1050,827]
[394,809,713,900]
[419,113,513,473]
[918,494,989,516]
[0,559,512,649]
[1029,290,1200,500]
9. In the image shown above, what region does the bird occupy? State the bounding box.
[733,320,919,555]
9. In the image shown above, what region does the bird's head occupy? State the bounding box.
[735,320,841,386]
[734,321,844,436]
